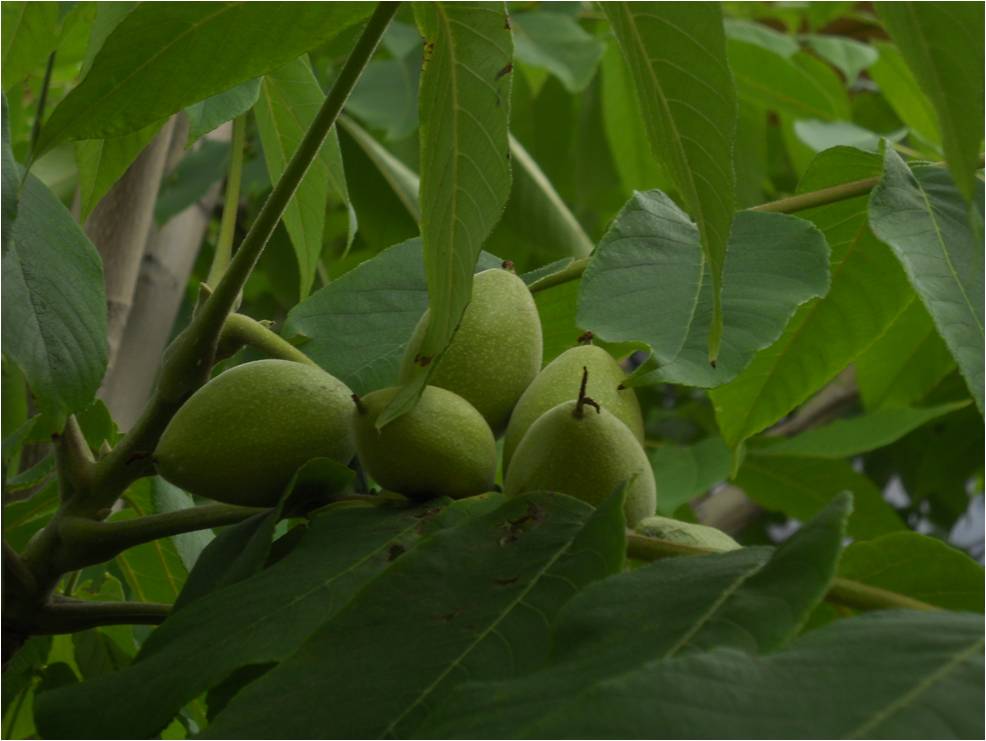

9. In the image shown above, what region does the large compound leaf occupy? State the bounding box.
[855,299,956,410]
[869,149,985,413]
[839,531,985,613]
[255,56,353,300]
[749,401,969,459]
[877,3,985,201]
[35,3,372,152]
[283,239,501,396]
[203,492,625,738]
[711,146,912,447]
[1,2,59,92]
[379,3,512,427]
[736,456,904,540]
[630,208,829,388]
[419,496,851,737]
[422,610,984,739]
[35,504,452,739]
[602,2,736,361]
[578,190,703,365]
[1,161,107,416]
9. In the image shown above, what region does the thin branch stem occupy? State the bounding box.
[220,313,317,366]
[56,504,266,570]
[626,531,938,613]
[749,176,880,214]
[206,114,247,288]
[34,598,170,634]
[29,52,56,159]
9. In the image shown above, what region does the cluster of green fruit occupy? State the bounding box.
[154,266,656,525]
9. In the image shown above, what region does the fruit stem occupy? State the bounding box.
[577,331,594,345]
[32,598,170,634]
[352,394,368,414]
[219,313,317,367]
[574,367,600,418]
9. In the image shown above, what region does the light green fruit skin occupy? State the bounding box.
[155,359,355,507]
[503,344,644,471]
[635,516,740,552]
[399,268,542,435]
[353,386,496,499]
[503,400,657,526]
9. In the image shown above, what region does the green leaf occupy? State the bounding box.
[185,78,260,145]
[724,18,799,58]
[750,401,970,458]
[603,2,736,361]
[578,190,703,365]
[419,496,851,737]
[150,478,214,573]
[855,299,956,410]
[1,96,17,254]
[841,531,984,613]
[71,630,133,680]
[1,168,107,416]
[284,239,501,396]
[793,119,882,154]
[2,481,58,551]
[868,41,941,146]
[534,278,582,364]
[154,137,230,224]
[647,437,731,516]
[877,2,984,201]
[869,149,985,414]
[75,122,164,221]
[111,514,187,606]
[736,456,904,539]
[1,2,58,92]
[203,492,623,738]
[710,146,912,447]
[424,610,984,738]
[346,38,421,141]
[35,503,451,739]
[801,34,878,85]
[512,11,605,93]
[728,40,850,120]
[35,3,373,152]
[381,3,513,427]
[255,56,351,300]
[633,208,830,388]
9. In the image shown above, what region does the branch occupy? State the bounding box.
[55,504,266,570]
[34,598,170,634]
[206,113,247,287]
[219,313,317,366]
[626,531,938,613]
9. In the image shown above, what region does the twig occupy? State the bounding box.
[34,598,170,634]
[28,52,56,159]
[219,313,317,367]
[206,114,247,288]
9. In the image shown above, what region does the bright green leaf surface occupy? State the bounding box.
[75,122,164,221]
[635,208,829,388]
[868,41,941,146]
[724,18,799,58]
[750,401,969,459]
[35,2,372,152]
[512,11,605,93]
[856,299,956,410]
[736,456,904,539]
[1,2,58,92]
[648,437,732,516]
[255,56,352,299]
[711,146,912,447]
[185,78,260,145]
[603,2,736,361]
[1,170,107,416]
[869,150,985,413]
[840,531,985,613]
[801,34,878,85]
[878,2,985,200]
[578,190,703,365]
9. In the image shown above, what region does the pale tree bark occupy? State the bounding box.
[101,122,233,429]
[86,117,177,376]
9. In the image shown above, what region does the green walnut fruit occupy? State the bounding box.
[503,343,644,471]
[504,386,656,526]
[353,385,496,498]
[400,267,542,435]
[635,516,740,552]
[155,359,356,507]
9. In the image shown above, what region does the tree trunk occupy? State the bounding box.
[100,122,232,429]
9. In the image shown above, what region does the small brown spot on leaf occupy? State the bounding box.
[495,63,513,81]
[494,576,519,586]
[387,544,406,561]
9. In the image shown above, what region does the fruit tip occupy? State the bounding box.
[577,331,594,345]
[351,394,367,414]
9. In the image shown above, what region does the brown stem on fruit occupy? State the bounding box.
[352,394,367,414]
[573,367,601,418]
[577,331,594,345]
[501,260,515,272]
